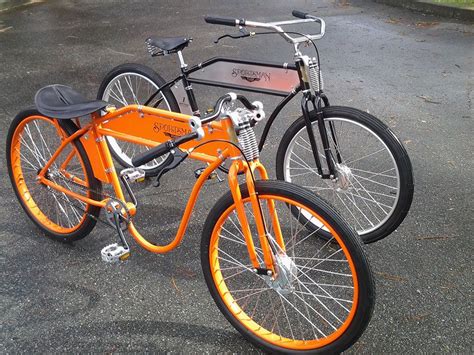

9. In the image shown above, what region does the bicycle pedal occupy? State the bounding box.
[120,168,146,183]
[101,243,131,263]
[194,168,219,180]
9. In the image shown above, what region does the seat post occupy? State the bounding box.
[177,50,199,115]
[177,51,187,69]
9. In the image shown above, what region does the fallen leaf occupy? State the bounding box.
[416,22,439,28]
[375,271,407,282]
[335,0,351,7]
[417,95,441,104]
[175,266,197,279]
[406,313,430,321]
[416,236,455,240]
[386,18,401,25]
[171,277,180,293]
[0,26,13,33]
[403,140,412,145]
[106,47,134,57]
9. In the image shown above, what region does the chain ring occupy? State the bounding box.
[104,198,131,231]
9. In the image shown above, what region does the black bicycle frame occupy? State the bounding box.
[144,56,337,177]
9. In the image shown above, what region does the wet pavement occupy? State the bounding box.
[1,0,473,353]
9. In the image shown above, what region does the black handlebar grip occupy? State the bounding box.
[204,16,244,27]
[132,131,199,167]
[174,131,198,146]
[132,141,172,167]
[292,10,309,19]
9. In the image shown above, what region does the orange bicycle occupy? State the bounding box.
[6,84,374,353]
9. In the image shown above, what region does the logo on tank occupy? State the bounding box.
[153,122,191,138]
[232,68,271,83]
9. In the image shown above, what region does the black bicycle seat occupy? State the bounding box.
[35,84,108,119]
[146,36,191,52]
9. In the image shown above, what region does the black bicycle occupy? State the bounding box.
[98,10,414,243]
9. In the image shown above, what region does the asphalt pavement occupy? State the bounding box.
[1,0,473,353]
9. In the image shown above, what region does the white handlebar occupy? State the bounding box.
[244,17,325,44]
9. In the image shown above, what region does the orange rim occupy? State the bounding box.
[209,194,359,351]
[10,115,90,234]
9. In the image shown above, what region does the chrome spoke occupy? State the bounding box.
[212,195,357,343]
[293,290,353,303]
[344,147,386,165]
[15,119,89,231]
[283,116,400,235]
[101,71,172,171]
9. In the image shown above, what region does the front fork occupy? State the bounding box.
[301,92,340,178]
[227,160,285,275]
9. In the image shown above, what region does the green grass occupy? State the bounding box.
[421,0,474,9]
[430,0,474,4]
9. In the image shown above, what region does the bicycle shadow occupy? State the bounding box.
[10,319,260,353]
[81,319,254,350]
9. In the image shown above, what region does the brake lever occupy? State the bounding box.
[214,28,254,44]
[153,148,188,187]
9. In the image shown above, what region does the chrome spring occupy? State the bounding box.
[145,40,164,57]
[308,60,324,93]
[238,126,259,161]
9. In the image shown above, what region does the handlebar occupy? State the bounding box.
[205,10,325,44]
[292,10,310,19]
[132,132,198,167]
[200,92,257,124]
[204,16,245,27]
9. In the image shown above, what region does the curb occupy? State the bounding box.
[373,0,474,21]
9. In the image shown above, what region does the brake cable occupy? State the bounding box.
[214,30,322,74]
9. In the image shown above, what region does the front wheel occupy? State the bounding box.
[276,106,414,243]
[201,180,374,353]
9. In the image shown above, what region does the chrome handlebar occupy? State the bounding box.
[204,11,325,45]
[245,17,325,44]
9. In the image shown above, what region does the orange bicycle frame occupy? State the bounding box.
[37,105,284,269]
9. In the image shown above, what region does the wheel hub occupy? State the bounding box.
[264,252,298,295]
[334,163,353,191]
[36,168,61,184]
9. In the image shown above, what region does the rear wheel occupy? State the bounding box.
[97,63,180,176]
[201,180,374,353]
[6,109,102,242]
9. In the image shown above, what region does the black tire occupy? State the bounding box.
[6,108,102,242]
[97,63,180,176]
[201,180,375,354]
[276,106,414,244]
